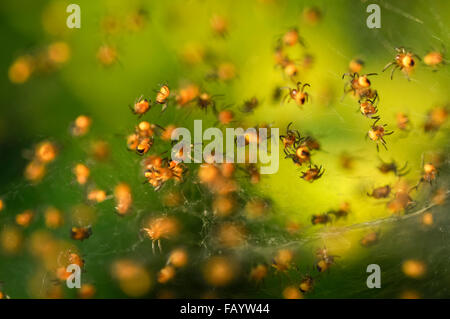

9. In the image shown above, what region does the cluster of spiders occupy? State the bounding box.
[280,122,324,183]
[342,67,393,151]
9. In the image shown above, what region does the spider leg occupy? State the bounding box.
[301,83,311,92]
[390,66,397,80]
[152,240,156,254]
[397,161,410,176]
[381,139,388,150]
[397,167,410,177]
[287,122,293,131]
[372,117,380,126]
[158,240,162,253]
[342,73,351,79]
[382,62,394,72]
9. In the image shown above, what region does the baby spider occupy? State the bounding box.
[156,84,170,111]
[327,202,350,220]
[299,275,314,293]
[301,164,325,182]
[142,216,179,254]
[342,72,377,98]
[358,87,379,104]
[130,96,152,117]
[311,213,332,225]
[377,159,409,176]
[316,247,338,272]
[359,98,379,119]
[284,144,311,165]
[302,135,320,151]
[423,50,445,70]
[367,118,394,151]
[396,112,411,131]
[279,122,304,150]
[360,231,379,247]
[283,82,311,107]
[424,106,448,133]
[282,59,300,79]
[387,190,414,214]
[383,47,420,80]
[241,96,260,113]
[367,185,391,199]
[197,92,221,112]
[421,163,438,184]
[71,226,92,241]
[136,136,154,155]
[282,28,304,47]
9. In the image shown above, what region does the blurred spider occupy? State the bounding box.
[241,96,260,113]
[272,249,293,273]
[368,185,391,199]
[423,49,445,70]
[311,214,331,225]
[283,82,310,107]
[316,247,338,272]
[360,231,379,247]
[424,107,448,133]
[214,107,234,125]
[282,59,300,79]
[282,28,304,47]
[383,47,420,80]
[299,275,314,293]
[0,282,10,299]
[272,86,283,102]
[236,163,261,184]
[273,41,287,67]
[396,112,411,131]
[387,190,414,214]
[377,159,409,176]
[302,135,320,151]
[327,202,350,220]
[301,164,325,182]
[349,58,364,73]
[279,122,304,150]
[142,217,179,254]
[421,163,438,184]
[197,92,221,112]
[71,226,92,241]
[367,118,394,151]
